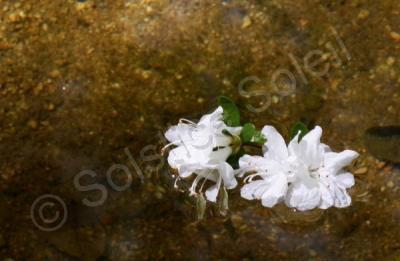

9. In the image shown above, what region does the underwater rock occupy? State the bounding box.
[364,126,400,163]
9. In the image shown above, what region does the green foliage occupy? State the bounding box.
[218,96,241,127]
[290,122,309,141]
[241,123,266,144]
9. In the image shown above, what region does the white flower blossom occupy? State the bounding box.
[286,126,359,210]
[239,126,297,207]
[163,107,242,202]
[239,125,359,211]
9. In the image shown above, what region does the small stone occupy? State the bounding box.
[34,84,44,96]
[222,78,231,86]
[49,70,61,78]
[48,103,55,111]
[0,43,13,50]
[75,3,89,11]
[376,161,386,169]
[387,181,394,188]
[390,31,400,41]
[197,97,204,104]
[242,16,252,28]
[387,57,395,66]
[27,120,38,129]
[8,13,18,22]
[358,10,370,19]
[354,167,368,174]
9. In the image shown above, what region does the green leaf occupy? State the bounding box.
[290,122,309,141]
[218,187,229,216]
[217,96,240,127]
[196,193,207,220]
[240,123,266,144]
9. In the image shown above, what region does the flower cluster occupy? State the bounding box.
[163,98,359,213]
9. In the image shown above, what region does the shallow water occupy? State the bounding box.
[0,0,399,260]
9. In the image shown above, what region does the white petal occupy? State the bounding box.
[335,172,355,189]
[218,162,237,189]
[285,182,321,211]
[238,154,270,175]
[208,146,232,164]
[302,125,323,144]
[205,184,220,202]
[165,123,193,143]
[260,174,288,207]
[333,187,352,208]
[204,169,223,202]
[167,146,190,168]
[226,126,243,136]
[287,132,300,156]
[240,180,268,200]
[319,184,334,209]
[324,150,359,173]
[261,126,288,160]
[297,126,324,169]
[198,107,223,127]
[241,174,287,207]
[178,164,199,178]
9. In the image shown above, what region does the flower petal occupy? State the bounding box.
[204,173,222,203]
[165,123,193,143]
[297,126,324,169]
[198,107,223,127]
[240,180,268,200]
[333,187,352,208]
[261,126,288,160]
[241,173,287,207]
[238,154,270,175]
[218,162,237,189]
[319,183,334,209]
[335,172,355,189]
[226,126,243,136]
[302,125,323,144]
[285,182,321,211]
[178,164,200,178]
[205,184,220,202]
[168,146,190,168]
[324,150,359,174]
[260,174,288,207]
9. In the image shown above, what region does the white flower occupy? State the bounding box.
[285,126,359,211]
[163,107,242,202]
[239,126,297,207]
[239,125,359,211]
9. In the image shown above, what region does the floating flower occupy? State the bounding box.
[240,125,359,211]
[239,126,297,207]
[163,107,242,202]
[285,126,359,210]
